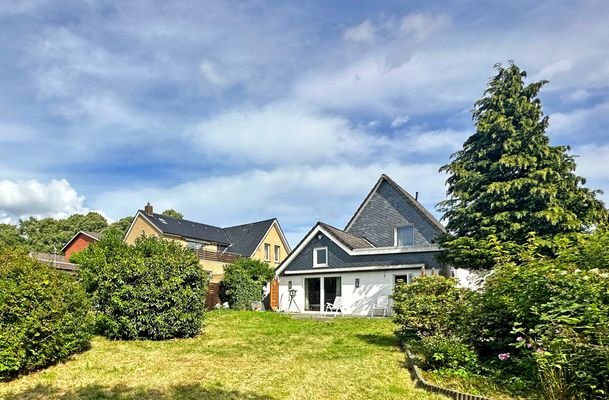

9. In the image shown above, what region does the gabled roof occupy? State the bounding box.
[128,211,290,258]
[344,174,445,233]
[318,222,373,250]
[224,218,276,256]
[61,230,102,252]
[275,222,441,275]
[142,211,231,245]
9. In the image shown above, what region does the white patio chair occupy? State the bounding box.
[324,296,344,316]
[370,296,389,317]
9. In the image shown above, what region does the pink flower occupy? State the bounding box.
[536,348,544,354]
[516,336,524,342]
[498,353,511,361]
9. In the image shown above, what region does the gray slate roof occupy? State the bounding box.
[82,231,102,240]
[143,212,231,246]
[142,212,277,256]
[224,218,275,256]
[319,222,374,250]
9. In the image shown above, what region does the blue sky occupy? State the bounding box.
[1,0,608,245]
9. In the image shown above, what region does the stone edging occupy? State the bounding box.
[405,349,492,400]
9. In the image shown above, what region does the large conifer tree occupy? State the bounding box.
[438,62,607,270]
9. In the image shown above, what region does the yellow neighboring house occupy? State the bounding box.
[124,203,291,282]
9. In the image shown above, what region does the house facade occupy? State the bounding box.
[61,231,101,262]
[124,203,291,282]
[276,174,447,316]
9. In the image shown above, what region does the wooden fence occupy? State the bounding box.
[195,248,241,263]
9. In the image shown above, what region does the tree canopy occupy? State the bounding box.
[0,223,24,248]
[438,62,607,269]
[161,209,183,220]
[19,212,108,253]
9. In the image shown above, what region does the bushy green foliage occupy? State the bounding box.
[0,224,24,248]
[76,231,208,340]
[438,62,607,270]
[416,334,478,373]
[0,247,92,380]
[223,258,274,310]
[473,233,609,399]
[103,216,134,236]
[392,276,471,341]
[161,209,183,220]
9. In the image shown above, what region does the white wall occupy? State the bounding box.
[277,268,433,316]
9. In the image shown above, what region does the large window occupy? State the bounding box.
[313,247,328,267]
[264,243,271,261]
[274,245,280,263]
[395,225,415,246]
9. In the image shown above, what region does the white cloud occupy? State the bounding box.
[391,115,410,128]
[399,13,451,40]
[562,88,590,102]
[343,20,376,43]
[0,179,89,221]
[94,163,447,246]
[191,102,372,165]
[199,59,227,86]
[537,59,574,80]
[548,101,609,137]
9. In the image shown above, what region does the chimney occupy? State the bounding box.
[144,202,153,215]
[415,192,419,201]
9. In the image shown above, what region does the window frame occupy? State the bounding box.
[394,225,415,247]
[274,245,281,263]
[313,246,328,267]
[264,243,271,261]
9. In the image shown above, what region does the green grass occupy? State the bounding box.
[1,311,444,400]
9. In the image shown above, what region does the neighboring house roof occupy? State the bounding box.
[318,222,374,250]
[61,230,101,252]
[142,211,231,245]
[129,211,290,258]
[224,218,276,256]
[344,174,446,234]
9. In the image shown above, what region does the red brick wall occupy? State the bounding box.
[64,234,96,262]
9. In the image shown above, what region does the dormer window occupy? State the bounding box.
[395,225,414,246]
[313,247,328,267]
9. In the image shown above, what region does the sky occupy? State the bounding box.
[0,0,608,246]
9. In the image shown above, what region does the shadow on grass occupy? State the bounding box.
[356,333,398,348]
[3,382,277,400]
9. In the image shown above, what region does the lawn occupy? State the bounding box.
[0,311,443,400]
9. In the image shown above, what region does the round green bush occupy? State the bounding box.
[416,334,478,373]
[0,247,93,380]
[392,275,471,341]
[222,258,274,310]
[76,231,208,340]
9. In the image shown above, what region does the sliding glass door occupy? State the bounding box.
[305,277,321,311]
[323,277,341,306]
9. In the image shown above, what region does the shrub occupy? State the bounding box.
[223,258,274,310]
[77,231,208,340]
[473,233,609,399]
[416,334,478,373]
[392,275,472,341]
[0,247,92,380]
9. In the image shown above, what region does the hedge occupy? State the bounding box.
[0,247,93,380]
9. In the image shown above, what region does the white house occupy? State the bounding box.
[275,174,449,316]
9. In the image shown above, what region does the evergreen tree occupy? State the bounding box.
[438,62,607,270]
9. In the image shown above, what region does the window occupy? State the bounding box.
[186,241,202,251]
[395,225,415,246]
[274,245,280,263]
[313,247,328,267]
[264,243,271,261]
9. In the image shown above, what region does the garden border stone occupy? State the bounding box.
[406,349,492,400]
